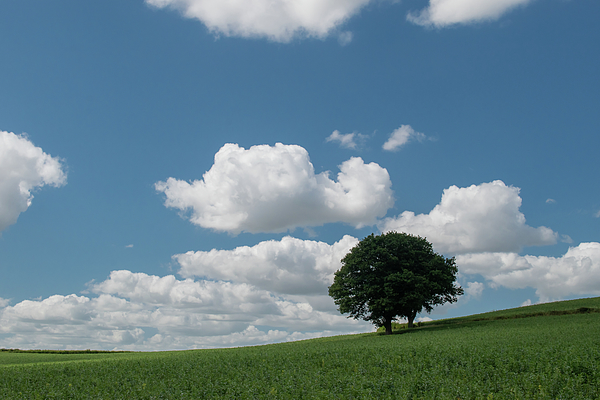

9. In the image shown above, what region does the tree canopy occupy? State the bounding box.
[328,232,463,334]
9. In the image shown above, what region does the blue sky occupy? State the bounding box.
[0,0,599,350]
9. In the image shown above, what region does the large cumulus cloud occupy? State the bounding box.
[457,242,600,302]
[156,143,393,234]
[145,0,374,43]
[408,0,534,28]
[0,131,66,233]
[379,180,557,254]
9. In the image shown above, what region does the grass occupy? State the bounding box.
[381,296,600,333]
[1,297,599,399]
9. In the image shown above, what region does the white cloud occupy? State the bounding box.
[326,130,366,149]
[145,0,374,43]
[464,281,485,298]
[176,235,358,296]
[379,180,558,254]
[0,293,150,349]
[382,125,426,152]
[0,267,371,350]
[0,131,67,232]
[457,242,600,302]
[407,0,534,28]
[5,294,93,324]
[546,198,556,204]
[156,143,394,234]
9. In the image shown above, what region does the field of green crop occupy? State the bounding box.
[1,297,599,399]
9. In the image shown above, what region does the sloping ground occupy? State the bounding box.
[1,297,599,399]
[381,296,600,333]
[451,296,600,321]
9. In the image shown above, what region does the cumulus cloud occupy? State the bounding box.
[0,268,371,350]
[176,235,358,295]
[379,180,558,254]
[145,0,374,43]
[156,143,394,234]
[408,0,533,28]
[457,242,600,302]
[0,131,66,232]
[382,125,427,152]
[326,130,367,149]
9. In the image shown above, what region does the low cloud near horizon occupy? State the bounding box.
[0,236,370,350]
[3,235,599,350]
[457,242,600,302]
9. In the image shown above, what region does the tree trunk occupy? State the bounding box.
[383,318,393,335]
[407,311,417,328]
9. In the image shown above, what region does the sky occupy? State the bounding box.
[0,0,599,350]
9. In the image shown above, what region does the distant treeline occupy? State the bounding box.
[0,349,132,354]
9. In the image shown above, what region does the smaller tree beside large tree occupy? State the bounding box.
[328,232,463,334]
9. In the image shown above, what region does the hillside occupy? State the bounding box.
[1,297,599,399]
[380,296,600,333]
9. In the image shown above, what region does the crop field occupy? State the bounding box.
[1,298,599,399]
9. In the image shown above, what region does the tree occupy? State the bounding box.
[328,232,463,335]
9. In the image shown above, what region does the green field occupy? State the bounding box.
[1,297,599,399]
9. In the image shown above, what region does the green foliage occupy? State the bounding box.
[329,232,463,332]
[1,298,599,399]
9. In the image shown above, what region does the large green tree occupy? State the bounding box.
[328,232,463,334]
